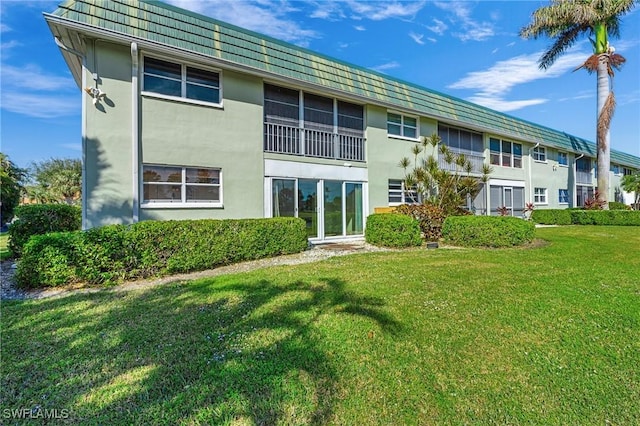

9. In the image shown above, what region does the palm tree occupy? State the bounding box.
[520,0,637,209]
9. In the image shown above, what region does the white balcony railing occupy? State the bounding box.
[576,170,593,184]
[438,150,485,174]
[264,123,365,162]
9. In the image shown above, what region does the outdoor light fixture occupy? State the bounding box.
[84,87,106,105]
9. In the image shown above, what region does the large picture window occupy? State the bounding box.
[143,57,220,104]
[489,138,522,168]
[142,165,221,205]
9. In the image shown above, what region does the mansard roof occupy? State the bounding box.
[45,0,639,168]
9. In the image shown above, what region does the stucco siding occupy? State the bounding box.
[140,69,264,220]
[85,41,134,227]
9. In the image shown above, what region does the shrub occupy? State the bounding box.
[394,203,447,241]
[442,216,535,248]
[365,213,421,248]
[569,210,640,226]
[531,209,572,225]
[15,217,307,289]
[608,201,631,210]
[8,204,81,257]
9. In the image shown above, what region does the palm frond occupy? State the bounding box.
[597,91,616,150]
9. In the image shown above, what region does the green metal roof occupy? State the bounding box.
[46,0,639,169]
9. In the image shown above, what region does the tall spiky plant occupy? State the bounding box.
[399,133,491,215]
[520,0,637,209]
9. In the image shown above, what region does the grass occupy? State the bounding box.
[0,231,11,260]
[2,226,639,424]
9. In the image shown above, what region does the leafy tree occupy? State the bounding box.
[27,158,82,205]
[520,0,638,209]
[621,172,640,209]
[399,133,492,215]
[0,153,26,226]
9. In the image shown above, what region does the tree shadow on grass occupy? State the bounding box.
[2,275,401,424]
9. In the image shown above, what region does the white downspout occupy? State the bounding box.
[574,153,585,207]
[528,142,540,204]
[131,42,140,223]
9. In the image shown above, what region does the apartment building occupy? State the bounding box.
[45,0,640,241]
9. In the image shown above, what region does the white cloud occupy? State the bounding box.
[448,50,588,112]
[465,96,547,112]
[1,92,78,118]
[371,61,400,73]
[354,25,366,31]
[1,64,74,91]
[165,0,318,44]
[433,1,495,42]
[1,23,11,33]
[345,0,426,21]
[427,37,437,43]
[558,91,594,102]
[426,18,447,35]
[409,32,424,45]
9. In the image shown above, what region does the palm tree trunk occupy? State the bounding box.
[596,57,610,210]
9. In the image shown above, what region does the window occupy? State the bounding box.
[387,112,418,139]
[533,146,546,162]
[559,189,569,204]
[489,138,522,168]
[623,167,635,176]
[534,187,547,204]
[558,151,568,166]
[143,57,220,104]
[438,124,484,154]
[142,165,221,205]
[611,164,621,175]
[388,179,420,204]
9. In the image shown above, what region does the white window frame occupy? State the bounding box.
[141,164,223,208]
[558,189,569,204]
[142,56,222,108]
[534,187,547,205]
[558,151,568,167]
[490,138,522,169]
[388,179,421,205]
[387,112,419,140]
[533,146,547,162]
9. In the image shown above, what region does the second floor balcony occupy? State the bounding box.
[264,122,365,162]
[576,170,593,184]
[438,149,486,174]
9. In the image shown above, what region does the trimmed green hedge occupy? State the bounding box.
[15,217,307,289]
[569,210,640,225]
[608,201,632,210]
[532,209,640,226]
[365,213,422,248]
[531,209,572,225]
[8,204,81,257]
[442,216,535,248]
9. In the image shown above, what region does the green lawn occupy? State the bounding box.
[0,231,11,260]
[2,226,639,425]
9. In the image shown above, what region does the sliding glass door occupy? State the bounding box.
[272,178,364,240]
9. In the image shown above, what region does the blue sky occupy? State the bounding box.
[1,0,639,170]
